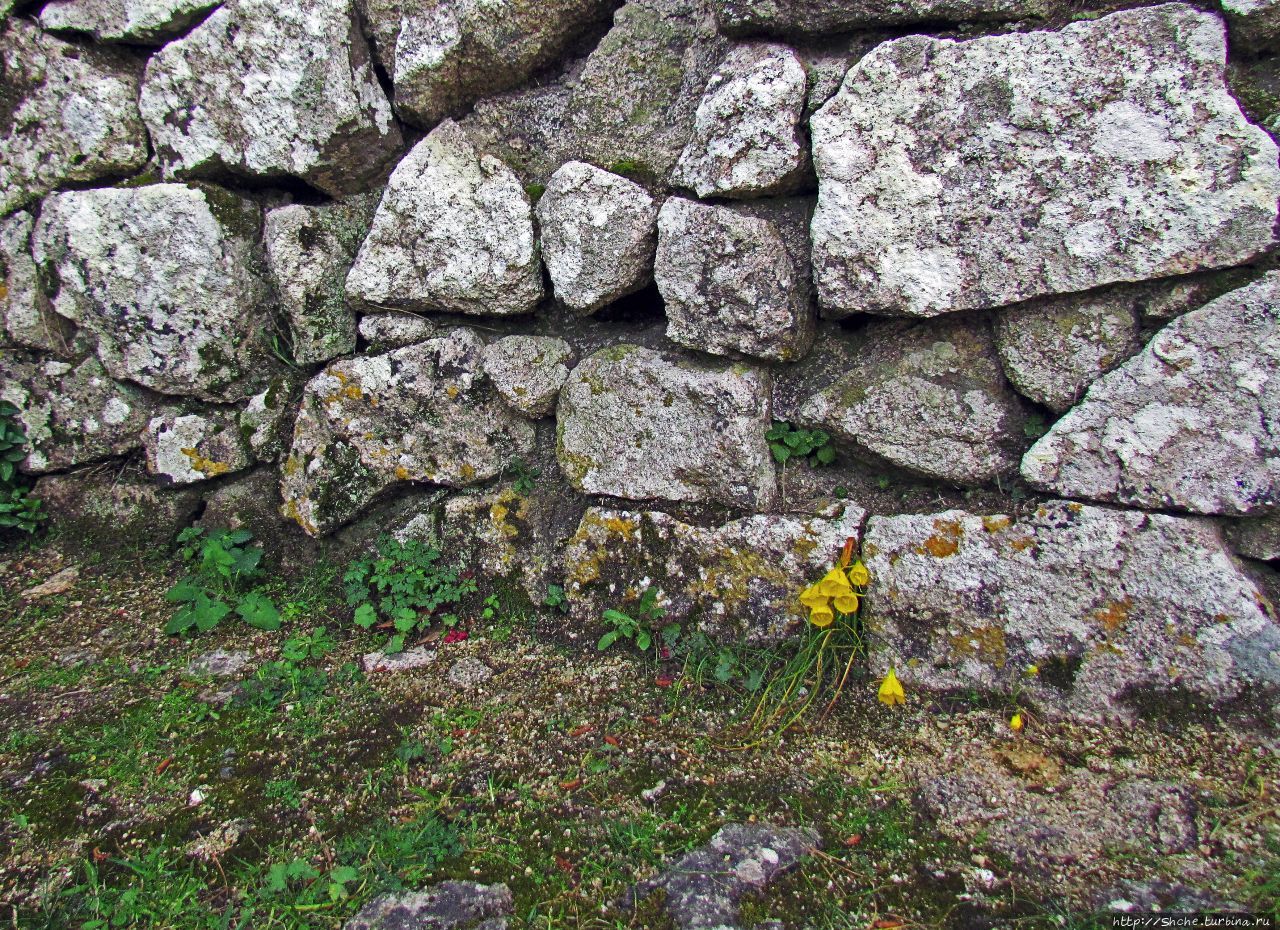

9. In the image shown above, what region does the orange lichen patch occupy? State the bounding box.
[863,542,879,558]
[1067,502,1082,513]
[280,497,318,536]
[920,518,964,557]
[792,533,818,557]
[394,465,411,480]
[446,384,460,399]
[282,455,303,477]
[1178,632,1198,647]
[1008,534,1036,553]
[982,515,1012,533]
[949,625,1007,667]
[180,447,232,477]
[1091,596,1133,634]
[460,463,476,481]
[0,282,8,300]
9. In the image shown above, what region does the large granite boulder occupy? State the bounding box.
[862,501,1280,725]
[139,0,401,196]
[798,317,1027,485]
[563,503,864,642]
[2,211,73,355]
[369,0,614,128]
[809,4,1280,319]
[536,161,658,315]
[0,20,148,216]
[264,194,379,366]
[345,121,544,317]
[1,355,157,473]
[1022,274,1280,515]
[995,287,1143,414]
[671,42,807,198]
[32,184,277,403]
[556,345,776,510]
[34,469,203,544]
[280,329,535,536]
[40,0,219,43]
[655,197,814,362]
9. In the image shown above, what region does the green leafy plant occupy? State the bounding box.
[598,587,679,655]
[506,457,541,494]
[281,625,337,663]
[344,536,476,654]
[165,527,281,635]
[0,402,42,533]
[766,421,836,466]
[543,583,569,613]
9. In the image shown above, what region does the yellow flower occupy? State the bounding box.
[877,668,905,706]
[1010,713,1023,731]
[809,603,835,628]
[833,591,859,615]
[816,567,853,597]
[799,584,829,609]
[846,560,870,587]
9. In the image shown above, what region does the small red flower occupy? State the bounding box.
[442,628,469,644]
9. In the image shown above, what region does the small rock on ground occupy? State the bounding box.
[448,657,493,689]
[185,649,253,678]
[20,566,79,600]
[345,880,512,930]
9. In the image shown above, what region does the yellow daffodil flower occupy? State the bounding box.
[877,668,905,706]
[846,560,870,587]
[817,567,853,597]
[833,592,859,615]
[1010,713,1023,731]
[809,603,835,628]
[799,584,829,609]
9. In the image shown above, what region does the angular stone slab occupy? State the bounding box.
[1222,0,1280,53]
[2,212,73,354]
[0,21,148,216]
[536,161,658,315]
[144,408,254,485]
[715,0,1070,36]
[33,184,277,403]
[862,501,1280,725]
[995,287,1142,414]
[1022,274,1280,515]
[383,0,614,128]
[671,42,808,199]
[345,881,512,930]
[264,195,378,366]
[799,317,1026,485]
[33,470,202,543]
[656,197,814,362]
[809,4,1280,318]
[40,0,220,44]
[140,0,401,196]
[556,345,776,510]
[480,335,575,419]
[1,355,156,473]
[280,329,535,536]
[564,503,864,643]
[346,121,544,317]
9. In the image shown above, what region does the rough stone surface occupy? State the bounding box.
[40,0,219,43]
[357,313,437,350]
[33,184,277,403]
[0,20,148,216]
[281,329,535,536]
[995,287,1143,414]
[557,345,776,510]
[378,0,614,128]
[919,754,1198,872]
[481,336,575,418]
[447,656,493,689]
[1022,274,1280,515]
[1223,0,1280,53]
[809,4,1280,319]
[33,469,203,543]
[862,501,1280,724]
[2,211,73,354]
[1,355,156,473]
[139,0,401,196]
[799,317,1026,485]
[344,881,512,930]
[239,377,299,463]
[715,0,1072,36]
[628,823,818,929]
[536,161,658,315]
[564,503,864,643]
[563,0,728,183]
[346,122,543,318]
[265,196,378,366]
[671,43,807,198]
[1094,880,1243,914]
[656,197,814,362]
[144,408,254,485]
[362,646,437,673]
[185,650,253,678]
[1227,512,1280,561]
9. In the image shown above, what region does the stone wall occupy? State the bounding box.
[3,0,1280,727]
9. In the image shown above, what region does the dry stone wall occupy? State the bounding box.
[3,0,1280,728]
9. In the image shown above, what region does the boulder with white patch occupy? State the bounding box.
[863,501,1280,725]
[40,0,220,44]
[2,212,72,355]
[481,336,575,418]
[33,184,277,403]
[144,408,254,485]
[536,162,658,315]
[1022,274,1280,515]
[346,121,544,317]
[809,4,1280,318]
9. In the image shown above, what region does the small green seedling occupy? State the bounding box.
[598,587,679,655]
[766,421,836,466]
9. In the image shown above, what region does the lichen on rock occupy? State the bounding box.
[144,407,254,485]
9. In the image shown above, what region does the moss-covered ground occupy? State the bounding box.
[0,531,1277,929]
